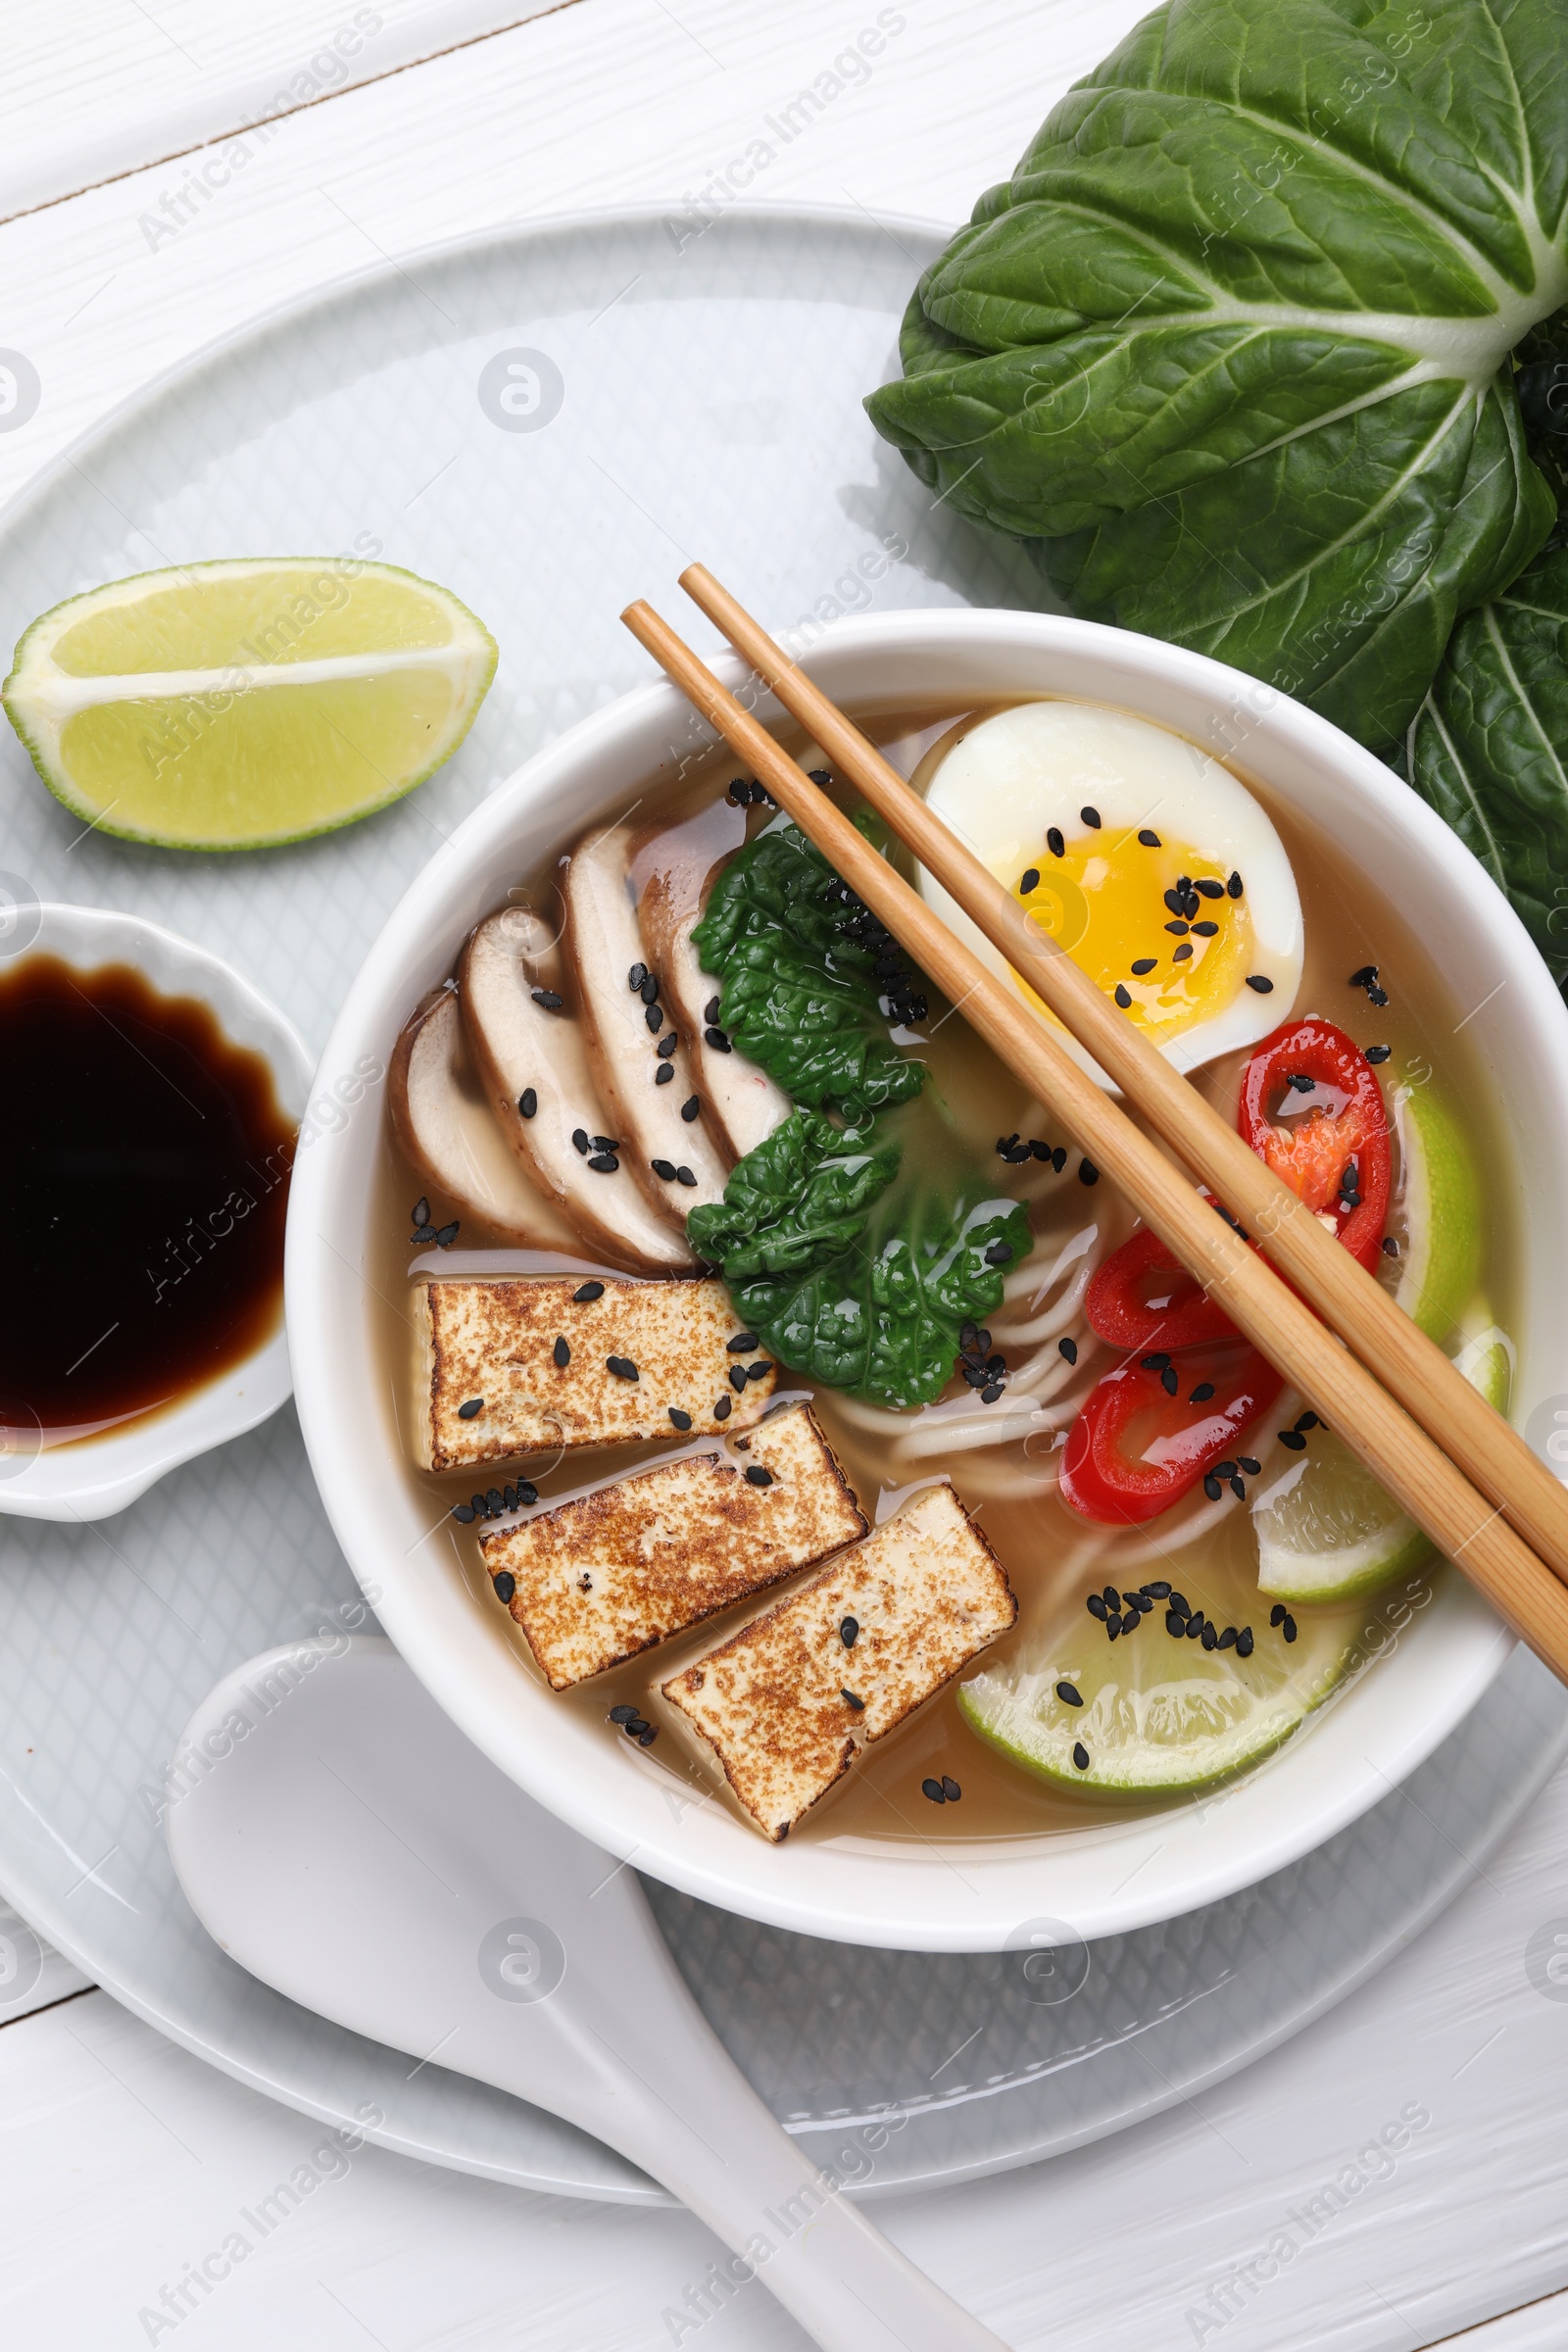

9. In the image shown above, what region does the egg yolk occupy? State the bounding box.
[1014,832,1251,1041]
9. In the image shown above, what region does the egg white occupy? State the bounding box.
[914,701,1303,1085]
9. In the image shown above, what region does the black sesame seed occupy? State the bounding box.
[676,1165,696,1186]
[1169,1592,1190,1617]
[728,777,748,805]
[922,1777,947,1803]
[1102,1586,1118,1608]
[553,1337,569,1368]
[842,1689,865,1711]
[457,1397,483,1419]
[1174,944,1194,961]
[1366,1044,1391,1063]
[1238,1457,1260,1476]
[1214,1460,1236,1478]
[1383,1236,1399,1256]
[942,1776,962,1802]
[749,1360,773,1383]
[1282,1614,1298,1642]
[1165,919,1190,936]
[638,1725,659,1746]
[1047,826,1065,858]
[657,1031,678,1058]
[627,963,648,992]
[531,989,563,1009]
[1160,1367,1178,1396]
[493,1571,515,1604]
[639,975,660,1006]
[1051,1147,1067,1173]
[1270,1603,1287,1627]
[1218,1626,1238,1649]
[1186,1615,1203,1640]
[434,1222,460,1247]
[607,1355,639,1381]
[1193,877,1222,898]
[1029,1138,1054,1161]
[624,1716,649,1738]
[667,1407,693,1433]
[1203,1474,1222,1500]
[485,1489,503,1515]
[704,997,721,1026]
[645,1004,664,1034]
[1138,829,1161,847]
[980,1382,1004,1402]
[1106,1616,1122,1642]
[656,1064,673,1084]
[714,1395,731,1421]
[1114,984,1133,1008]
[1166,1610,1185,1635]
[452,1503,476,1523]
[1080,1159,1099,1185]
[1296,1412,1319,1432]
[1230,1475,1247,1499]
[516,1088,538,1122]
[1349,965,1378,988]
[1227,871,1244,898]
[745,1465,774,1488]
[1072,1742,1090,1771]
[412,1224,436,1246]
[1278,1429,1306,1450]
[1020,866,1041,894]
[1081,806,1102,828]
[587,1152,619,1173]
[1144,1582,1171,1599]
[1087,1594,1108,1621]
[573,1281,605,1303]
[1190,1382,1216,1401]
[841,1617,858,1646]
[705,1026,732,1053]
[1123,1590,1151,1611]
[1200,1622,1218,1650]
[516,1479,538,1505]
[1131,957,1157,975]
[1055,1680,1083,1706]
[1245,975,1274,993]
[984,1240,1014,1265]
[412,1197,429,1229]
[1192,920,1219,937]
[681,1096,701,1122]
[1163,889,1184,915]
[1058,1336,1078,1365]
[1237,1627,1254,1657]
[652,1157,677,1181]
[572,1127,589,1154]
[729,1364,749,1392]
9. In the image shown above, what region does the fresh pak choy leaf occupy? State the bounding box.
[1405,541,1568,988]
[687,1109,1032,1408]
[691,815,930,1119]
[864,0,1568,756]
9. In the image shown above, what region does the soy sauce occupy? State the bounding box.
[0,954,295,1439]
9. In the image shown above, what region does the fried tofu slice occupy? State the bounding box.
[662,1482,1016,1842]
[413,1276,777,1470]
[480,1402,865,1688]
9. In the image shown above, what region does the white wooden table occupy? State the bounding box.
[1,4,1565,2343]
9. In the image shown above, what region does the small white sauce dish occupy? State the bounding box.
[0,902,312,1522]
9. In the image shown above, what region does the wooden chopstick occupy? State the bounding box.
[677,563,1568,1599]
[620,595,1568,1687]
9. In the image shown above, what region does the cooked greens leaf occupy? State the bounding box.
[691,816,929,1117]
[865,0,1568,753]
[688,1109,1032,1408]
[1406,542,1568,986]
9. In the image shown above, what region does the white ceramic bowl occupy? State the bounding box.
[1,903,311,1521]
[286,611,1568,1951]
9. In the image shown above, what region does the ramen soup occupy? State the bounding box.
[377,698,1516,1847]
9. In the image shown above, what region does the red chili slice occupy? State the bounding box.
[1239,1015,1391,1273]
[1084,1222,1239,1351]
[1058,1340,1285,1527]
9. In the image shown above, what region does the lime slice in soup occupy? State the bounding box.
[2,558,496,850]
[959,1605,1360,1796]
[1253,1081,1499,1606]
[1254,1317,1511,1605]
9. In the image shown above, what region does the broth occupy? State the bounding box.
[372,700,1519,1846]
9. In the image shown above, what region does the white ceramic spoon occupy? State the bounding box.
[167,1636,1011,2352]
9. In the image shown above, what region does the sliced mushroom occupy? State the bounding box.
[639,862,791,1163]
[460,906,693,1275]
[390,985,581,1250]
[563,823,730,1220]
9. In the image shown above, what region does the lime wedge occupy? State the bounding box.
[1253,1318,1510,1604]
[1389,1079,1482,1344]
[2,558,496,850]
[959,1602,1359,1796]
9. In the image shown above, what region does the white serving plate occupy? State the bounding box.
[289,599,1568,1952]
[0,207,1561,2180]
[0,903,310,1519]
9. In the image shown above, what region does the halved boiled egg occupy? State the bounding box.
[913,702,1303,1082]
